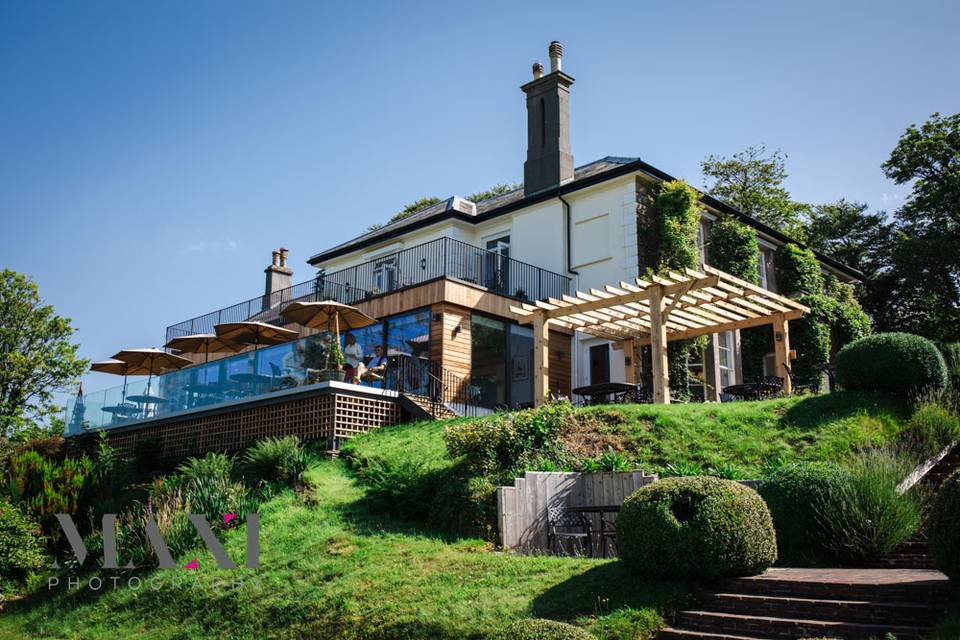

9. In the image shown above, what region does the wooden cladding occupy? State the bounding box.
[89,391,401,460]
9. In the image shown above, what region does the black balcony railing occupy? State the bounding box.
[165,237,572,344]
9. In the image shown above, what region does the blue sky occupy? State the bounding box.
[1,0,958,397]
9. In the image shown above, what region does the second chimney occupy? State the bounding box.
[264,247,293,308]
[521,41,574,196]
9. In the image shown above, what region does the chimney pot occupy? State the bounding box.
[548,41,563,73]
[532,61,544,80]
[271,250,280,267]
[279,247,289,268]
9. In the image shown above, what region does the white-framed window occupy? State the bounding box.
[372,256,397,293]
[718,331,734,389]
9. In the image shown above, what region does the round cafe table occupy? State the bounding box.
[126,393,167,418]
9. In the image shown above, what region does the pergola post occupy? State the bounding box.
[773,313,792,395]
[649,285,670,404]
[533,311,549,407]
[622,339,637,384]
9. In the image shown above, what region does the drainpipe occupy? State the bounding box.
[559,190,582,389]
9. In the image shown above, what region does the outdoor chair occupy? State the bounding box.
[547,506,593,558]
[757,376,784,398]
[599,511,618,558]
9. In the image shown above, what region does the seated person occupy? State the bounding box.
[357,344,389,383]
[342,333,364,383]
[280,342,308,386]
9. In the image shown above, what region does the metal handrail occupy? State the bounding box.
[165,237,572,344]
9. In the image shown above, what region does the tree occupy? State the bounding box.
[0,269,87,436]
[467,183,521,202]
[805,199,890,276]
[366,196,444,232]
[701,145,808,237]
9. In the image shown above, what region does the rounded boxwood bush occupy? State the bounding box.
[490,619,595,640]
[928,471,960,581]
[758,462,852,564]
[834,332,948,395]
[617,476,777,578]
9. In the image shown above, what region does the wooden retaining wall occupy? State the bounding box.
[496,470,658,553]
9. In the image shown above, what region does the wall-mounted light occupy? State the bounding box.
[775,332,783,342]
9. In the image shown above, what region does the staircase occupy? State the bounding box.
[658,568,953,639]
[660,443,960,639]
[398,392,460,421]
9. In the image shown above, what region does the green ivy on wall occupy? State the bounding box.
[774,244,824,297]
[706,214,760,284]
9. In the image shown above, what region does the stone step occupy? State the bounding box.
[701,592,944,625]
[677,610,932,640]
[657,629,773,640]
[723,571,954,604]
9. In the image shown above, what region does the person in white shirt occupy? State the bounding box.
[343,333,364,383]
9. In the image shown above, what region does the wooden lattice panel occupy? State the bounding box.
[90,391,397,460]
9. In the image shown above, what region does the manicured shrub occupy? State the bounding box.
[758,462,852,564]
[0,499,47,594]
[816,449,924,562]
[928,471,960,581]
[834,332,948,395]
[490,618,595,640]
[617,476,777,579]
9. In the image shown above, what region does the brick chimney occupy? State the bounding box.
[264,247,293,302]
[521,41,574,196]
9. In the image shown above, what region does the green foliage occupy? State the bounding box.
[325,339,346,369]
[928,471,960,581]
[580,447,631,472]
[705,461,745,479]
[443,401,576,475]
[0,269,88,435]
[806,199,888,276]
[835,332,948,395]
[816,449,924,562]
[173,452,235,485]
[490,619,595,640]
[901,401,960,458]
[467,183,522,202]
[242,436,313,488]
[941,342,960,382]
[774,243,824,296]
[740,325,773,383]
[660,461,703,477]
[790,293,833,391]
[617,476,777,579]
[6,449,93,539]
[701,145,808,236]
[706,214,760,283]
[829,296,872,356]
[0,498,46,594]
[652,180,702,273]
[758,462,852,564]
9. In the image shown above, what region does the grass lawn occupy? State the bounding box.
[345,391,911,478]
[0,461,691,640]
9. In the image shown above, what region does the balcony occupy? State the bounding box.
[165,237,572,342]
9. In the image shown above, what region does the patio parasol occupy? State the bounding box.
[213,321,298,351]
[165,333,245,364]
[110,348,193,398]
[280,300,376,347]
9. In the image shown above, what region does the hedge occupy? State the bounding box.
[490,619,595,640]
[928,471,960,581]
[834,332,948,395]
[758,462,852,565]
[617,476,777,579]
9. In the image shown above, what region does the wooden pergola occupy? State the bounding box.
[510,265,809,405]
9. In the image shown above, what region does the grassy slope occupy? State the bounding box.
[588,391,910,476]
[346,391,910,478]
[0,461,689,640]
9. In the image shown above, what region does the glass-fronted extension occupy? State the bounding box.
[66,309,432,434]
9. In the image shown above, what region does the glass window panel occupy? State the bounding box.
[471,315,506,409]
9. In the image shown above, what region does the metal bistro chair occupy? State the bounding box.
[547,506,593,558]
[757,375,784,399]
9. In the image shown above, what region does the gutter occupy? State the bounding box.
[559,191,578,277]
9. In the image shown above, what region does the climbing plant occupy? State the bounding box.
[775,244,824,297]
[706,215,760,284]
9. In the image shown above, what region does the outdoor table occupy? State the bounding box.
[722,382,781,401]
[184,382,226,407]
[566,505,621,558]
[230,372,273,396]
[126,394,167,418]
[571,382,640,405]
